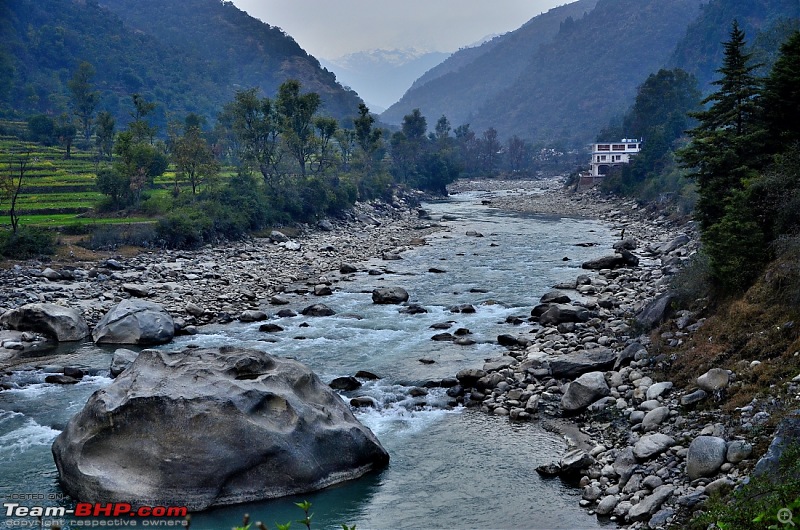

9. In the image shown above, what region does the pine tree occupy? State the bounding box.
[761,31,800,152]
[679,20,764,231]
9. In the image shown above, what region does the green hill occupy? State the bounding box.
[0,0,362,131]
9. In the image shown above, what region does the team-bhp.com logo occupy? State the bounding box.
[4,502,188,527]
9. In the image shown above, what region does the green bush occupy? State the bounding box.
[155,206,213,249]
[0,227,55,259]
[691,443,800,529]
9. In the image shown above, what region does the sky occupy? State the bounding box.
[231,1,567,59]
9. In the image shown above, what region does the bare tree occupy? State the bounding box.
[2,148,34,233]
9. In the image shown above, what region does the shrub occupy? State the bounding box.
[155,206,213,249]
[0,227,55,259]
[691,443,800,529]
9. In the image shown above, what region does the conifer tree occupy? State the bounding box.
[679,20,763,231]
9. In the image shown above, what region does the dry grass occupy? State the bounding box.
[658,255,800,416]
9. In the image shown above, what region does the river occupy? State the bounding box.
[0,190,618,529]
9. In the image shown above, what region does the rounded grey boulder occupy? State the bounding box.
[687,436,727,479]
[1,303,89,341]
[92,300,174,345]
[561,371,610,412]
[52,347,389,511]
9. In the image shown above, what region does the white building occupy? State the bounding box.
[590,138,642,177]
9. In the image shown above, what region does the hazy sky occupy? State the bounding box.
[231,1,567,59]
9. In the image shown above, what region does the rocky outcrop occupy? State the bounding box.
[52,347,389,511]
[1,303,89,341]
[92,300,174,345]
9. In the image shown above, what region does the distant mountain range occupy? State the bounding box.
[320,49,450,112]
[382,0,799,147]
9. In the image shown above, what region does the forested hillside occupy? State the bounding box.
[668,0,800,89]
[0,0,362,131]
[384,0,798,148]
[380,0,599,128]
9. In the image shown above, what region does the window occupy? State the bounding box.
[601,155,606,161]
[627,144,638,149]
[597,144,610,151]
[612,144,625,151]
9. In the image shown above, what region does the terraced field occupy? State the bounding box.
[0,122,188,229]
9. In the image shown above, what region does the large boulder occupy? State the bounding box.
[582,250,639,270]
[538,304,590,325]
[635,293,675,330]
[51,347,389,511]
[686,436,727,479]
[561,371,610,412]
[92,300,174,345]
[548,348,617,379]
[372,287,409,304]
[1,303,89,341]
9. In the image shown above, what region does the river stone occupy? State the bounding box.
[540,290,571,304]
[92,300,174,345]
[646,382,673,400]
[686,436,727,479]
[582,255,628,270]
[726,440,753,463]
[633,434,675,460]
[696,368,730,392]
[456,368,486,387]
[329,376,362,391]
[239,310,267,322]
[1,303,89,342]
[538,304,590,325]
[596,495,618,515]
[627,485,674,522]
[561,371,610,412]
[548,348,617,379]
[657,234,690,254]
[270,295,291,306]
[372,287,409,304]
[615,342,646,370]
[635,293,675,330]
[301,304,336,317]
[641,406,670,432]
[339,263,358,274]
[560,449,595,474]
[110,348,139,377]
[680,389,708,407]
[51,347,389,511]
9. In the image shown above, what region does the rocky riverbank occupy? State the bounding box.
[0,177,779,529]
[447,179,782,529]
[0,196,440,369]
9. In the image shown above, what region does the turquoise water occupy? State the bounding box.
[0,191,617,529]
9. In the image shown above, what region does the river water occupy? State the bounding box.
[0,190,618,529]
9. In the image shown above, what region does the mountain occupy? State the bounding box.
[321,49,450,112]
[475,0,704,146]
[667,0,800,89]
[380,0,599,129]
[0,0,362,130]
[382,0,799,148]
